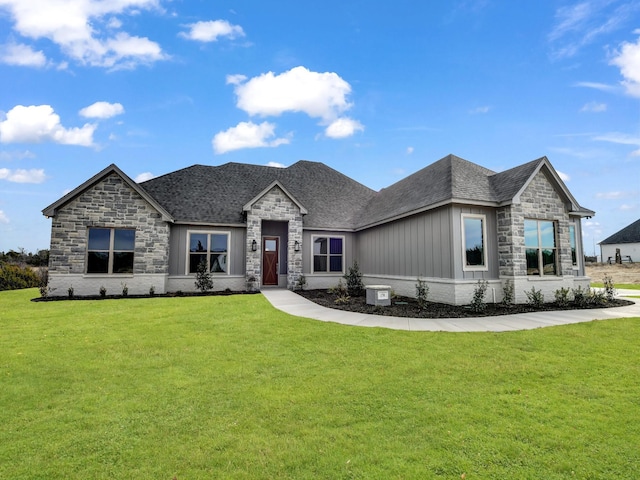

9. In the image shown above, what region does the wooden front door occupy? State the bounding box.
[262,237,279,286]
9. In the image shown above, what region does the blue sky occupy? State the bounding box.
[0,0,639,255]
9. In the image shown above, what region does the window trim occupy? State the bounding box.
[569,223,579,270]
[524,219,558,276]
[311,235,345,274]
[185,230,231,276]
[85,227,136,275]
[461,213,488,272]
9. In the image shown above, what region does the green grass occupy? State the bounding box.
[590,282,640,290]
[2,289,640,479]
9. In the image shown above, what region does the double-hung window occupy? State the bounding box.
[87,227,135,274]
[462,214,487,270]
[525,219,557,276]
[188,232,229,274]
[313,236,344,273]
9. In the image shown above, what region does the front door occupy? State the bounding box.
[262,237,279,286]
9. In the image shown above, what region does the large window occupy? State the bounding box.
[462,214,487,270]
[188,232,229,274]
[569,224,578,268]
[87,227,135,274]
[525,220,557,276]
[313,236,343,273]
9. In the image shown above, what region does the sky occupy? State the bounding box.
[0,0,639,256]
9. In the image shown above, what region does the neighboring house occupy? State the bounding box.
[42,154,594,304]
[599,218,640,263]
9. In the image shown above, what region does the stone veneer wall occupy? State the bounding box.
[47,173,170,296]
[497,169,588,303]
[245,186,303,290]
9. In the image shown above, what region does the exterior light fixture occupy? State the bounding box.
[294,240,300,252]
[251,239,257,252]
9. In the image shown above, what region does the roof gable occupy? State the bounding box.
[42,164,173,221]
[600,217,640,244]
[243,180,308,214]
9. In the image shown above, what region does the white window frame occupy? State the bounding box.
[569,223,579,270]
[86,227,136,275]
[311,235,345,274]
[461,214,488,272]
[185,230,230,276]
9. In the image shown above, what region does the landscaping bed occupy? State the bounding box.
[295,289,634,318]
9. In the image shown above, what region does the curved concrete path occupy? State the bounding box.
[261,289,640,332]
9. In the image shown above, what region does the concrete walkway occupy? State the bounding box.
[261,288,640,332]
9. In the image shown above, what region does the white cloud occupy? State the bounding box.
[0,0,167,69]
[557,170,570,182]
[180,20,245,42]
[0,210,8,223]
[134,171,155,182]
[79,101,125,119]
[469,105,491,114]
[0,42,47,67]
[0,168,46,183]
[573,81,617,92]
[266,162,285,168]
[324,117,364,139]
[620,203,637,210]
[212,121,289,154]
[406,147,414,155]
[232,66,355,122]
[610,35,640,97]
[226,74,247,85]
[580,101,606,112]
[596,191,629,199]
[0,150,36,161]
[0,105,96,146]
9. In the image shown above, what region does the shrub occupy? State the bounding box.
[588,289,607,306]
[99,286,107,298]
[0,263,41,291]
[554,287,571,307]
[502,279,514,306]
[68,286,74,299]
[525,287,544,308]
[343,261,364,297]
[121,283,129,297]
[195,259,213,293]
[470,280,488,313]
[415,277,429,310]
[149,285,155,296]
[572,286,588,307]
[603,274,616,301]
[329,279,350,304]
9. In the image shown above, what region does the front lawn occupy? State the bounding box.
[1,289,639,479]
[590,282,640,290]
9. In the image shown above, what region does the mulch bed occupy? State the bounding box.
[295,289,635,319]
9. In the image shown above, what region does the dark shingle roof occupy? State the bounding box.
[600,218,640,245]
[140,161,376,229]
[138,154,593,230]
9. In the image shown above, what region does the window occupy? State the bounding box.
[87,227,135,274]
[188,232,229,274]
[569,224,578,268]
[525,220,557,276]
[462,214,487,270]
[313,236,343,273]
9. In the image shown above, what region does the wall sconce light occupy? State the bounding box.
[294,240,300,252]
[251,239,257,252]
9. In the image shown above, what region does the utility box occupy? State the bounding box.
[366,285,391,306]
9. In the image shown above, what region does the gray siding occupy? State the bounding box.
[168,224,246,276]
[355,206,455,279]
[451,205,499,280]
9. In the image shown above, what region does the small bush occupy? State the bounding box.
[68,286,74,299]
[502,279,514,306]
[603,274,616,301]
[588,289,607,306]
[343,261,364,297]
[121,283,129,297]
[334,294,351,305]
[195,259,213,293]
[415,277,429,310]
[149,285,155,296]
[329,279,350,304]
[525,287,544,308]
[554,287,571,307]
[99,286,107,298]
[572,286,588,307]
[470,280,488,313]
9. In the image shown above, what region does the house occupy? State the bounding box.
[599,218,640,263]
[42,154,594,304]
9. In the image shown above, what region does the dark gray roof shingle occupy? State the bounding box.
[600,218,640,244]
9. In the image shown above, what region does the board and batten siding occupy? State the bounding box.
[168,224,246,276]
[355,206,455,279]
